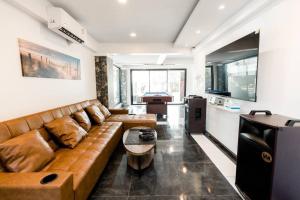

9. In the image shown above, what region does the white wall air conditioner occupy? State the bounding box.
[47,7,87,44]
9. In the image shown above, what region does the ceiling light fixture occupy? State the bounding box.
[195,30,201,34]
[179,193,187,200]
[129,32,137,37]
[157,54,167,65]
[169,146,174,153]
[218,4,225,10]
[118,0,127,4]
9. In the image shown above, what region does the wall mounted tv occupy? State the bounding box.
[205,32,259,102]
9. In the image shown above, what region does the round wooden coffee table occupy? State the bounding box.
[123,127,157,171]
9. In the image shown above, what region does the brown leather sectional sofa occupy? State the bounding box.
[0,99,156,200]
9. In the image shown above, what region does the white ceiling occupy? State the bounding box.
[111,53,194,66]
[175,0,251,48]
[47,0,264,65]
[48,0,198,43]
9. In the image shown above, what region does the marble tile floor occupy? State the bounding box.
[191,135,244,199]
[89,106,242,200]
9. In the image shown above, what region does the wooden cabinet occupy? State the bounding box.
[184,96,206,134]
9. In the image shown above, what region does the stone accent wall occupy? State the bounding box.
[120,69,128,106]
[95,56,109,107]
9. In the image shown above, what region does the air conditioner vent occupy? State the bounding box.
[48,7,87,44]
[58,27,84,44]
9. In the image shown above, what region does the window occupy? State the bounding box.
[131,70,149,104]
[150,71,168,92]
[167,70,186,103]
[205,66,213,91]
[226,57,258,101]
[113,65,121,105]
[131,69,186,104]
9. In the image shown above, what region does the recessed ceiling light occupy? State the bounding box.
[129,32,137,37]
[218,4,225,10]
[195,30,201,34]
[169,146,174,153]
[118,0,127,4]
[157,54,167,65]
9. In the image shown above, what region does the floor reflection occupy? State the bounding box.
[89,105,241,200]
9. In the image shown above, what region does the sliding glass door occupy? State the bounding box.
[149,70,168,92]
[168,70,186,104]
[131,70,150,104]
[131,69,186,104]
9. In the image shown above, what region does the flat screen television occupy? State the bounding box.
[205,32,259,102]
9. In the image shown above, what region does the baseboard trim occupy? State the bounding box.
[204,131,237,163]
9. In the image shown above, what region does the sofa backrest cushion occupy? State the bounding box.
[0,130,54,172]
[85,105,105,125]
[0,99,101,170]
[73,110,92,131]
[45,116,87,149]
[98,104,111,118]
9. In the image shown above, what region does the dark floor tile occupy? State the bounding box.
[128,173,155,196]
[89,106,241,199]
[154,150,176,164]
[89,197,128,200]
[98,160,129,180]
[176,162,224,179]
[91,177,131,197]
[196,178,238,196]
[155,129,173,140]
[152,176,182,196]
[175,162,237,196]
[128,195,182,200]
[91,163,131,197]
[109,144,127,164]
[128,194,242,200]
[167,145,212,163]
[189,195,242,200]
[129,163,181,196]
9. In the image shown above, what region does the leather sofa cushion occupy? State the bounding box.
[73,110,92,131]
[0,163,5,172]
[45,116,87,149]
[0,123,11,144]
[98,104,111,118]
[0,130,54,172]
[42,122,123,200]
[85,105,105,124]
[106,114,156,123]
[106,114,156,130]
[25,114,59,151]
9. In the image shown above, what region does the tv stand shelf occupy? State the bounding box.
[207,103,241,114]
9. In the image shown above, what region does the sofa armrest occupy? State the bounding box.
[109,108,129,114]
[0,172,74,200]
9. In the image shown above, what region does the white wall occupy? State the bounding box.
[191,0,300,154]
[0,1,97,121]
